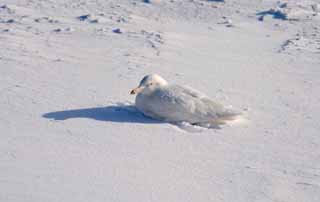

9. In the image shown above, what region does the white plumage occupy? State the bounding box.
[130,74,242,127]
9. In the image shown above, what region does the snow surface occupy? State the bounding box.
[1,0,320,202]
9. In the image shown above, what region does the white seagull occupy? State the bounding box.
[130,74,242,128]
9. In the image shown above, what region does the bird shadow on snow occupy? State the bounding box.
[43,103,220,132]
[42,103,161,124]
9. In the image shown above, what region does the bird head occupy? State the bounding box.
[130,74,168,95]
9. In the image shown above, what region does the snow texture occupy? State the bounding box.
[1,0,320,202]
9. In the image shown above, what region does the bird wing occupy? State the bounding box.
[143,85,233,123]
[176,85,242,119]
[176,85,206,99]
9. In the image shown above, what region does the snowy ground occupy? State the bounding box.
[1,0,320,202]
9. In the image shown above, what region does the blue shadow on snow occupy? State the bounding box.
[43,104,161,124]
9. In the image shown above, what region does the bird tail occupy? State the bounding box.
[217,111,249,126]
[212,103,247,124]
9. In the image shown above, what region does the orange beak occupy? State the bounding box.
[130,87,142,95]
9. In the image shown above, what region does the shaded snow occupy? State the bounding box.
[1,0,320,202]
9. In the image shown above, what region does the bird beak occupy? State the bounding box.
[130,87,142,95]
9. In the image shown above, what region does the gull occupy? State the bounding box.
[130,74,242,128]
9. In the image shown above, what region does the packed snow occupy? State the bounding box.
[1,0,320,202]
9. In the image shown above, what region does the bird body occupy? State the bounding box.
[131,74,241,126]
